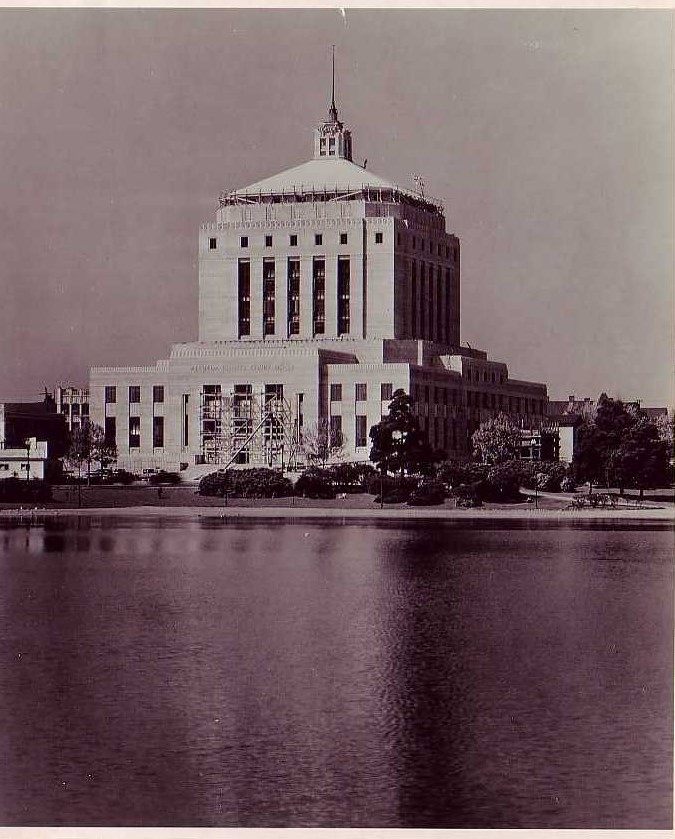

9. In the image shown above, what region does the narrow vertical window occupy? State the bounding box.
[263,258,275,336]
[129,386,141,404]
[355,383,367,402]
[153,416,164,448]
[420,262,426,337]
[153,385,164,403]
[128,416,140,449]
[411,261,417,337]
[337,257,350,336]
[182,395,189,447]
[436,269,443,342]
[104,416,116,447]
[375,232,383,244]
[355,415,367,447]
[427,264,434,340]
[209,237,217,250]
[446,267,452,344]
[313,258,325,335]
[238,260,251,337]
[105,386,116,404]
[287,258,300,336]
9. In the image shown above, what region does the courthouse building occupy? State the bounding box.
[90,95,547,473]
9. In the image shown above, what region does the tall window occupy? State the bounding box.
[153,385,164,403]
[340,233,348,245]
[153,416,164,448]
[129,386,141,404]
[129,416,140,448]
[287,259,300,336]
[427,264,435,340]
[381,383,393,401]
[312,258,325,335]
[411,261,418,337]
[182,394,189,447]
[355,415,367,447]
[330,383,342,402]
[330,415,343,445]
[337,257,350,335]
[446,268,452,344]
[355,383,367,402]
[436,270,443,342]
[420,262,426,336]
[238,260,251,337]
[104,416,116,447]
[209,237,217,250]
[263,259,275,336]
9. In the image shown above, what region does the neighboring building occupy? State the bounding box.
[0,395,68,457]
[90,94,548,473]
[0,395,68,478]
[55,385,90,433]
[0,438,48,480]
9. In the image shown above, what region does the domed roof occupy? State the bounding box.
[228,157,396,198]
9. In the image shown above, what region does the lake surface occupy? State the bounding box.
[0,515,672,828]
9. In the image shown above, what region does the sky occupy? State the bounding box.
[0,9,672,405]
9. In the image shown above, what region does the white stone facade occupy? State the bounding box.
[90,99,547,473]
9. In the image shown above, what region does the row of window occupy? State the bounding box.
[330,383,394,403]
[61,402,89,415]
[210,232,385,251]
[105,385,164,405]
[468,368,505,385]
[410,261,454,341]
[397,233,459,262]
[465,391,545,414]
[105,416,164,449]
[238,257,351,338]
[328,414,368,448]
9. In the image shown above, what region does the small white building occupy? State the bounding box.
[0,437,48,480]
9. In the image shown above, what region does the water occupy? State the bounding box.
[0,515,672,828]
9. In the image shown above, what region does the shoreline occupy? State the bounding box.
[1,503,673,523]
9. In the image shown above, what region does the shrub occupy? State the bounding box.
[534,463,568,492]
[560,476,576,493]
[437,460,489,489]
[0,478,51,503]
[374,487,411,504]
[453,483,483,508]
[328,462,376,493]
[198,468,293,498]
[295,468,336,499]
[364,473,418,497]
[408,479,446,506]
[148,470,182,486]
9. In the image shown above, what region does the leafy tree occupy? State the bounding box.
[607,418,672,498]
[471,413,522,465]
[573,394,672,494]
[369,389,437,477]
[65,421,117,483]
[300,419,346,466]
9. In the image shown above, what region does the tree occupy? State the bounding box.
[573,394,672,495]
[65,421,117,482]
[369,389,437,476]
[607,418,672,498]
[300,418,346,467]
[471,413,522,465]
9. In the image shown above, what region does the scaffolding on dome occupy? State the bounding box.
[218,184,445,216]
[199,386,300,470]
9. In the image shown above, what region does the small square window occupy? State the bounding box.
[315,234,323,246]
[240,236,248,248]
[290,234,298,246]
[340,233,348,245]
[209,237,217,250]
[265,235,273,247]
[375,232,383,244]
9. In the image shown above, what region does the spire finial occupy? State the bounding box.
[328,45,338,122]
